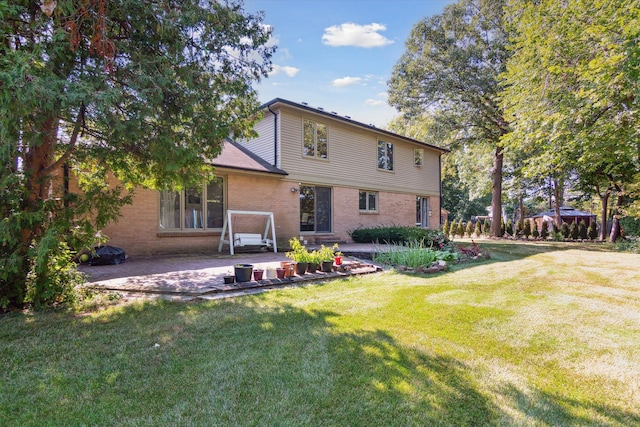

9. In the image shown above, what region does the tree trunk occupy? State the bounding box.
[599,192,609,241]
[609,193,623,242]
[490,144,503,238]
[553,178,564,229]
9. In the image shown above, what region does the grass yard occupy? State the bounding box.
[1,241,639,426]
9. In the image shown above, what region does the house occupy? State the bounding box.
[532,206,597,230]
[95,98,448,255]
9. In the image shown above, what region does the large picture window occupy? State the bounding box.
[159,178,224,231]
[377,140,394,171]
[303,119,328,159]
[300,185,332,233]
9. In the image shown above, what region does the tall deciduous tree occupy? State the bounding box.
[0,0,274,308]
[388,0,509,237]
[501,0,640,241]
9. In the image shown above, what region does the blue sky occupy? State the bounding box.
[243,0,457,127]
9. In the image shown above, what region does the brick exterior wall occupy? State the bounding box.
[90,173,440,256]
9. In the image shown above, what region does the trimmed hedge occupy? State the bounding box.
[349,225,449,247]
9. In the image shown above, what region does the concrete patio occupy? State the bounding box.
[79,244,386,300]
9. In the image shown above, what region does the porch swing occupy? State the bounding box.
[217,210,277,255]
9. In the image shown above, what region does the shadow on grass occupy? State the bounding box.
[2,298,637,425]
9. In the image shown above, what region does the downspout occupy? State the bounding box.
[439,153,443,227]
[267,105,278,167]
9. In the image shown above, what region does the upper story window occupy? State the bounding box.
[303,119,328,159]
[377,140,394,171]
[414,148,424,166]
[159,178,224,231]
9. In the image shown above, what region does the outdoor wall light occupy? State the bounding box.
[291,187,299,193]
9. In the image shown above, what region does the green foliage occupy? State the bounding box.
[483,218,491,236]
[532,220,539,239]
[579,220,588,240]
[540,221,549,239]
[442,220,450,238]
[561,223,570,239]
[1,1,273,308]
[286,238,311,263]
[506,220,513,237]
[349,225,449,248]
[388,0,509,237]
[500,219,506,237]
[373,241,458,269]
[465,221,474,238]
[620,216,640,237]
[588,221,598,240]
[523,219,531,239]
[456,221,465,239]
[569,222,578,240]
[474,220,482,237]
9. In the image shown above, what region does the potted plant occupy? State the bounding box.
[266,267,277,279]
[223,271,235,284]
[286,237,309,275]
[319,244,338,272]
[253,268,264,281]
[307,249,320,273]
[334,249,343,266]
[234,263,253,283]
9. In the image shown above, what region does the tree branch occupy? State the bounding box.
[43,103,85,174]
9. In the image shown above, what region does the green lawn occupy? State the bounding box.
[2,241,639,426]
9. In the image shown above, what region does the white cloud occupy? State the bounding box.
[269,65,300,77]
[364,99,385,106]
[322,22,394,48]
[332,76,362,87]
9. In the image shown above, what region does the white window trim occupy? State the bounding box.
[302,119,328,160]
[359,190,379,213]
[158,178,225,232]
[377,140,394,172]
[414,148,424,167]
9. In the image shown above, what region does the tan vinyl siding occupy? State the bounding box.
[278,107,441,196]
[239,114,276,165]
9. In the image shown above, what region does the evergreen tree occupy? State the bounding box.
[500,219,506,237]
[561,222,570,239]
[483,218,491,236]
[579,220,588,240]
[442,220,450,238]
[570,222,579,240]
[474,220,482,237]
[541,221,549,239]
[465,221,474,237]
[588,221,598,240]
[0,0,274,309]
[506,220,514,237]
[523,219,532,239]
[457,221,465,238]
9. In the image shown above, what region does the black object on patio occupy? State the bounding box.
[91,245,126,266]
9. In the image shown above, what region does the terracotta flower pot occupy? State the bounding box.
[253,269,264,281]
[276,268,286,279]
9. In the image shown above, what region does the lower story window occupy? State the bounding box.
[159,178,224,230]
[416,196,430,227]
[359,190,378,212]
[300,185,332,233]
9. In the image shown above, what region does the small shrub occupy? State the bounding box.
[465,221,474,237]
[579,220,588,240]
[349,225,449,247]
[532,220,539,239]
[523,219,531,239]
[442,220,450,238]
[483,218,491,236]
[569,222,579,240]
[588,221,598,240]
[561,222,570,239]
[540,221,549,239]
[474,220,482,237]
